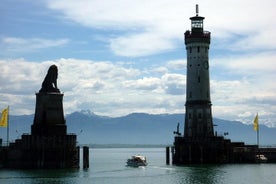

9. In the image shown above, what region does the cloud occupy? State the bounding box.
[167,59,186,70]
[150,66,168,75]
[110,32,176,57]
[210,52,276,127]
[45,0,187,29]
[0,56,276,127]
[44,0,276,57]
[0,58,187,116]
[1,37,69,53]
[123,77,161,91]
[1,0,276,125]
[45,0,187,56]
[229,29,276,51]
[56,59,187,115]
[217,52,276,74]
[162,73,185,95]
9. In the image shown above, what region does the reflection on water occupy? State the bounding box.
[0,169,80,184]
[1,148,276,184]
[172,165,225,184]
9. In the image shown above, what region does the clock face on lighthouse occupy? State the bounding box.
[203,61,209,69]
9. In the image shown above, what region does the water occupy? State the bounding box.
[0,148,275,184]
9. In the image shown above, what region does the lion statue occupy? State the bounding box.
[39,65,60,92]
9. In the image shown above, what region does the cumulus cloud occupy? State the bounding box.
[210,53,276,127]
[0,56,276,127]
[162,73,185,95]
[123,77,162,91]
[0,58,186,116]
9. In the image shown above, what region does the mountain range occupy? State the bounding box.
[1,110,276,146]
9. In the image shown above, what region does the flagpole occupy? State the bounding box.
[253,113,259,153]
[7,106,9,146]
[257,123,259,148]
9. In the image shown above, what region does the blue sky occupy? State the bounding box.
[1,0,276,127]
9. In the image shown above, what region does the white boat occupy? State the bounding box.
[255,154,268,163]
[126,155,148,167]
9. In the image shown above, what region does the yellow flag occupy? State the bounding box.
[253,114,258,131]
[0,107,8,127]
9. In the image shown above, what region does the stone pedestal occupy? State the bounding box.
[32,92,66,136]
[173,136,230,164]
[1,65,80,169]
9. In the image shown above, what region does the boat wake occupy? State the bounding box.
[148,165,175,171]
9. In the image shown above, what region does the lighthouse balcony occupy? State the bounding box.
[185,30,210,44]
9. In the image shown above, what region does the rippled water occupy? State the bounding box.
[0,148,275,184]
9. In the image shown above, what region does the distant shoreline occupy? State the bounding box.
[78,144,172,148]
[77,143,276,149]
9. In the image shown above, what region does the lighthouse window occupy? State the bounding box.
[197,46,200,53]
[192,20,203,28]
[198,77,201,83]
[189,91,192,98]
[189,47,192,53]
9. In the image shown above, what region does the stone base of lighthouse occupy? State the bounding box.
[173,136,232,164]
[172,136,262,164]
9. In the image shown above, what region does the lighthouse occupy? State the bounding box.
[172,5,225,164]
[171,5,276,165]
[184,4,214,138]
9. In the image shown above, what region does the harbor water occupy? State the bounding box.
[0,148,275,184]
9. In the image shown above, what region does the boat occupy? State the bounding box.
[255,154,268,163]
[126,155,148,167]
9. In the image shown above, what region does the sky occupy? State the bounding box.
[0,0,276,127]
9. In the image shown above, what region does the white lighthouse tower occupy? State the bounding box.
[184,5,214,138]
